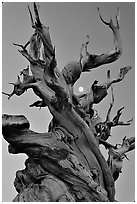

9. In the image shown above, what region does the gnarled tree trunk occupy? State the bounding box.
[2,3,134,202]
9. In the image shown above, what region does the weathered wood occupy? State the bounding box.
[3,114,109,202]
[2,2,134,202]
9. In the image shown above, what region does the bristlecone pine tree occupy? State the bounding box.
[2,3,135,202]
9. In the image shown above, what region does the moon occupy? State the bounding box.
[78,87,84,92]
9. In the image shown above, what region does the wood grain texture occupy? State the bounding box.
[2,3,134,202]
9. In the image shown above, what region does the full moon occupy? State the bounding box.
[78,87,84,92]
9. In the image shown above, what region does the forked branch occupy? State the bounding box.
[61,7,122,87]
[78,66,132,111]
[80,7,122,72]
[2,75,28,100]
[112,107,133,126]
[97,7,121,52]
[107,136,135,181]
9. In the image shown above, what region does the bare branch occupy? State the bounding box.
[80,7,122,72]
[13,42,37,64]
[116,7,120,29]
[98,7,120,30]
[33,2,42,27]
[62,7,123,86]
[97,6,121,47]
[2,70,37,101]
[116,136,135,155]
[101,66,132,89]
[2,91,15,100]
[105,103,113,123]
[115,119,133,126]
[112,106,124,124]
[99,139,116,149]
[28,3,53,56]
[2,76,25,99]
[79,65,132,119]
[128,143,135,152]
[97,7,110,26]
[27,5,35,28]
[107,136,135,181]
[18,49,37,64]
[105,70,114,122]
[29,100,47,108]
[112,107,133,127]
[2,3,134,202]
[61,7,123,88]
[107,148,123,181]
[118,65,132,81]
[13,43,26,50]
[2,114,58,149]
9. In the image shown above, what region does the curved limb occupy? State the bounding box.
[61,7,122,87]
[29,100,47,108]
[112,107,124,125]
[2,114,110,202]
[2,114,71,153]
[97,7,122,56]
[101,66,132,89]
[81,7,122,72]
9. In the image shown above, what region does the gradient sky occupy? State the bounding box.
[2,2,135,202]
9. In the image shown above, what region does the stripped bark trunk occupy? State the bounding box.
[2,3,134,202]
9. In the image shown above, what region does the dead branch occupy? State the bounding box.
[112,107,133,126]
[107,136,135,181]
[94,74,133,142]
[79,66,132,111]
[2,3,134,202]
[79,7,122,72]
[29,100,46,108]
[105,70,114,122]
[97,6,121,53]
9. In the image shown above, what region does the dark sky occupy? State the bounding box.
[2,2,135,201]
